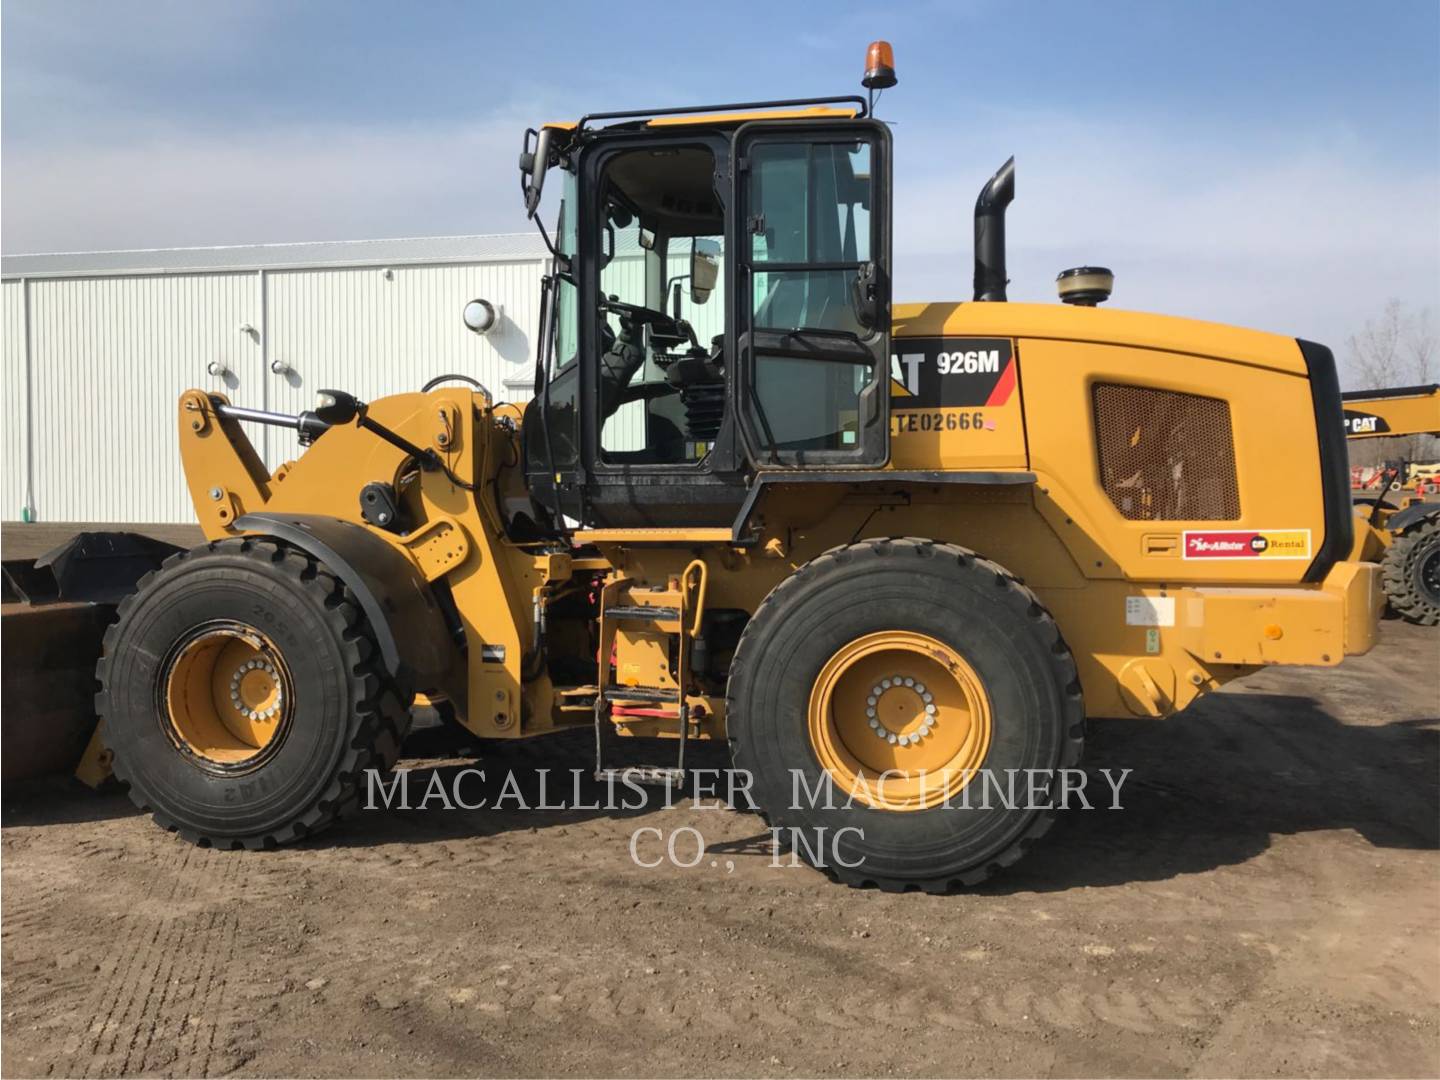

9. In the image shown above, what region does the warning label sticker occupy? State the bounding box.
[1125,595,1176,626]
[1181,529,1312,560]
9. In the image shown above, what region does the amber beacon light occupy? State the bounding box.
[862,40,897,90]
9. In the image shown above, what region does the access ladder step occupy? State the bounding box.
[602,684,680,703]
[594,766,686,787]
[605,604,681,622]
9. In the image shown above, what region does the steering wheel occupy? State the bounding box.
[600,296,671,327]
[600,297,695,347]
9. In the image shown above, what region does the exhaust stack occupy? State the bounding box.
[973,156,1015,302]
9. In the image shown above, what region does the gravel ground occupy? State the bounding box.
[2,621,1436,1078]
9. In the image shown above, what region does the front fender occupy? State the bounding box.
[1388,503,1440,534]
[233,512,460,695]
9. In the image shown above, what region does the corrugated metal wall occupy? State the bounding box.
[2,258,549,523]
[264,260,544,418]
[19,273,254,522]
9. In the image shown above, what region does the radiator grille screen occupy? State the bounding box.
[1093,383,1240,521]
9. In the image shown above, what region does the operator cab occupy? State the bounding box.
[520,98,892,529]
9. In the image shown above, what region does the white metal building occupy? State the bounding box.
[2,235,554,524]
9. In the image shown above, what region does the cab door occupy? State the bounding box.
[733,121,892,467]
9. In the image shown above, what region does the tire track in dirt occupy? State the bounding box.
[67,844,195,1076]
[42,840,247,1078]
[124,850,243,1076]
[190,868,244,1076]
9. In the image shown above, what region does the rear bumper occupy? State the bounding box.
[1179,560,1382,667]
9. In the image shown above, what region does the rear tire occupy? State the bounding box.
[95,539,412,848]
[726,538,1084,892]
[1381,516,1440,626]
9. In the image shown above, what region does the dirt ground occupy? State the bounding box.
[1,622,1436,1078]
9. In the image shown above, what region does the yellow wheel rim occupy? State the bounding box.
[162,622,293,770]
[807,630,992,811]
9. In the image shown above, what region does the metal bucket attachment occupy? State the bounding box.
[1,531,184,781]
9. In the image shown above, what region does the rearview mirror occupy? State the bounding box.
[849,262,887,333]
[520,127,553,218]
[690,238,721,305]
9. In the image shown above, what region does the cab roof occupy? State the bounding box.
[542,95,866,142]
[543,105,859,133]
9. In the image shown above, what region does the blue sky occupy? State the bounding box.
[3,0,1437,363]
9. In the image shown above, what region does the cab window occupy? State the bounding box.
[743,138,882,456]
[751,141,871,334]
[591,145,728,466]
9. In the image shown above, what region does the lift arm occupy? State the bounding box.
[1341,384,1440,439]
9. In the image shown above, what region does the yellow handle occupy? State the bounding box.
[683,559,708,638]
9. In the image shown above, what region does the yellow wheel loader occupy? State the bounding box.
[34,45,1383,889]
[1342,383,1440,624]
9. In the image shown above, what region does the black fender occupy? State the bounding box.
[233,512,459,694]
[1388,503,1440,534]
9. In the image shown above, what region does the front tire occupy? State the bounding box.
[1381,516,1440,626]
[726,538,1084,892]
[96,539,412,848]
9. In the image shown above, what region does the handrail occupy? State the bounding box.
[577,96,867,133]
[682,559,708,639]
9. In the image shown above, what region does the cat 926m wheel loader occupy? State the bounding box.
[88,44,1382,890]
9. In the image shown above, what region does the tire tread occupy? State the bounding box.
[1381,516,1440,626]
[726,537,1084,892]
[95,539,412,849]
